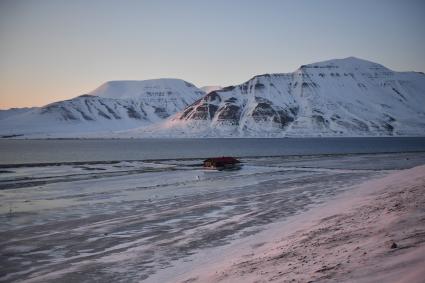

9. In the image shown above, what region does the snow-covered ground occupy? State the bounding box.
[1,152,425,282]
[173,163,425,283]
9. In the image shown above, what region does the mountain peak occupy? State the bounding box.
[163,57,425,138]
[302,56,387,71]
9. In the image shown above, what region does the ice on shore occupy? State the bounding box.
[1,153,425,282]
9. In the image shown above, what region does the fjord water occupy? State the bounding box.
[1,137,425,165]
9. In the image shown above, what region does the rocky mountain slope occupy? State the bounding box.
[0,79,204,137]
[144,57,425,137]
[1,57,424,138]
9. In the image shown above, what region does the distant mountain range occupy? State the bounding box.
[0,79,204,137]
[1,57,425,138]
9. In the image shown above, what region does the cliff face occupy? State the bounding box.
[156,57,425,137]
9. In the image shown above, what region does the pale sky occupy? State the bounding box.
[1,0,424,109]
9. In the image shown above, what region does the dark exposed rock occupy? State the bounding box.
[358,83,367,89]
[351,119,369,131]
[153,107,169,119]
[99,102,121,119]
[139,105,147,117]
[390,242,398,249]
[251,102,294,128]
[208,104,219,119]
[385,115,396,123]
[224,97,237,103]
[274,110,294,127]
[180,106,194,120]
[59,106,78,121]
[205,92,222,103]
[239,83,249,94]
[217,104,241,123]
[221,86,235,91]
[76,109,94,121]
[254,97,272,104]
[383,122,394,133]
[190,106,208,120]
[84,100,94,114]
[124,106,142,120]
[312,115,327,127]
[289,107,299,116]
[97,110,111,120]
[254,83,266,90]
[392,88,406,100]
[252,103,276,121]
[330,114,341,121]
[301,82,318,88]
[190,104,218,120]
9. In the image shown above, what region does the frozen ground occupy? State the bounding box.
[1,152,425,282]
[176,164,425,283]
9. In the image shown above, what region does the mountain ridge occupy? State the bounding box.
[134,57,425,138]
[0,78,205,137]
[1,57,424,138]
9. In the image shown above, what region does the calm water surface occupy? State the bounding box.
[1,137,425,165]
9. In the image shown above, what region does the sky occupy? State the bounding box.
[0,0,424,109]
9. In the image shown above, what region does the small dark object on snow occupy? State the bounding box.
[391,242,398,249]
[203,157,241,170]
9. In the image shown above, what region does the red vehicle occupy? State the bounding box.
[203,157,241,170]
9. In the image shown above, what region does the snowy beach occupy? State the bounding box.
[173,163,425,283]
[1,152,425,282]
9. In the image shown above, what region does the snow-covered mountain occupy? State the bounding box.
[143,57,425,137]
[1,57,424,138]
[0,107,35,120]
[0,79,204,137]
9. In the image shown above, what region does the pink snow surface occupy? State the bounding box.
[174,165,425,283]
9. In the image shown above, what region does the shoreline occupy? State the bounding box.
[169,165,425,283]
[1,150,425,168]
[2,155,424,282]
[2,136,425,140]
